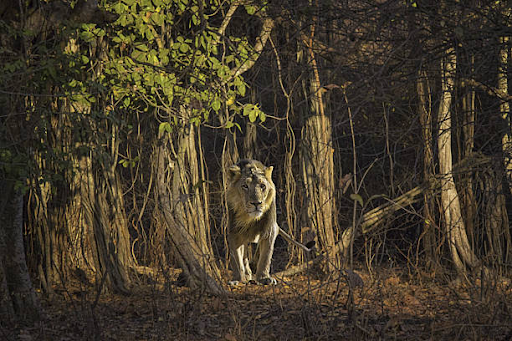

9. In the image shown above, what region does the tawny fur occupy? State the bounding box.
[226,159,278,285]
[225,159,315,286]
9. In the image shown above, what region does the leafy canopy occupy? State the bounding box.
[77,0,268,129]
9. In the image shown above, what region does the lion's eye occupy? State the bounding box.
[242,183,249,190]
[260,184,266,190]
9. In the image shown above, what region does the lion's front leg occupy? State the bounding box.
[228,235,251,286]
[243,246,253,281]
[255,233,278,285]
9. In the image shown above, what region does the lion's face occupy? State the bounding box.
[226,159,275,223]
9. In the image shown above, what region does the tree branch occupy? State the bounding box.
[461,78,512,102]
[231,15,274,79]
[217,1,240,42]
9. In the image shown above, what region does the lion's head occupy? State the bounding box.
[226,159,275,225]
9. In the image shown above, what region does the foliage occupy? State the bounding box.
[1,0,269,188]
[80,0,268,131]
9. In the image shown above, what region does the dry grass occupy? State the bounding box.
[4,266,512,341]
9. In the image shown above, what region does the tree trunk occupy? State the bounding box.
[26,110,91,292]
[460,62,477,248]
[499,35,512,193]
[243,89,258,160]
[243,122,257,160]
[0,181,40,323]
[498,19,512,265]
[221,126,239,266]
[169,108,216,266]
[437,48,480,275]
[24,37,135,294]
[300,22,339,270]
[81,149,132,294]
[417,69,438,269]
[481,165,510,263]
[155,133,224,294]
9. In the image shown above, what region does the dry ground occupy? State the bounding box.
[4,266,512,341]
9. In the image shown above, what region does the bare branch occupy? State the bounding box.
[461,78,512,102]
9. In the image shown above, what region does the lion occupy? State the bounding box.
[226,159,314,285]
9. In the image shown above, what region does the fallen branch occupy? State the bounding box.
[276,182,431,278]
[277,154,493,278]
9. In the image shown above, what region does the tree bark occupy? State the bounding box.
[300,21,338,270]
[0,182,40,323]
[417,69,438,269]
[81,149,133,294]
[155,134,224,294]
[437,48,480,275]
[169,108,217,267]
[221,126,239,266]
[498,35,512,263]
[460,61,477,248]
[499,34,512,196]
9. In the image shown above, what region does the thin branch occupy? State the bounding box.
[217,1,240,42]
[461,78,512,102]
[231,16,275,79]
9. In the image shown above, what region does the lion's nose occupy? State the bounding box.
[251,201,262,208]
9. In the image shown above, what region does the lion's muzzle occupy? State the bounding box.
[247,203,264,218]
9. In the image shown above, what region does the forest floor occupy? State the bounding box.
[5,265,512,341]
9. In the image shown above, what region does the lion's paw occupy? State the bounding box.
[258,277,277,285]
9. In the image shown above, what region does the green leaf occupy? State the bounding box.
[245,5,256,15]
[119,14,128,26]
[151,12,164,25]
[80,31,95,42]
[179,42,189,53]
[243,104,253,116]
[190,116,201,126]
[350,193,364,207]
[192,14,200,26]
[131,50,145,62]
[212,99,221,111]
[237,82,246,97]
[114,2,127,14]
[145,28,155,41]
[248,109,257,122]
[159,122,172,134]
[135,43,149,51]
[149,51,159,65]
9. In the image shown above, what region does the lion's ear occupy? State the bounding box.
[265,166,273,180]
[227,165,241,181]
